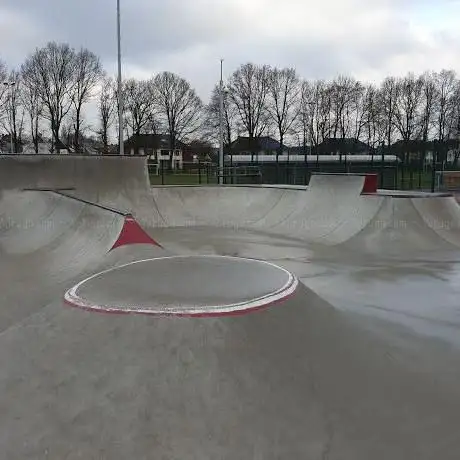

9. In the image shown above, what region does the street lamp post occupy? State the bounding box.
[3,81,16,154]
[117,0,124,156]
[218,59,224,185]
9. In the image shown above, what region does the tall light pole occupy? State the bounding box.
[117,0,124,155]
[219,59,224,185]
[3,81,16,154]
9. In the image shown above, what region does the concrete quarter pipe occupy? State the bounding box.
[1,155,460,459]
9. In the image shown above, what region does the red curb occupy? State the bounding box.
[111,215,161,250]
[63,291,296,318]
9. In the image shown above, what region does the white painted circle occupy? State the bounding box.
[64,255,298,317]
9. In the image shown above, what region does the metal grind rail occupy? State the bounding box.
[22,188,130,217]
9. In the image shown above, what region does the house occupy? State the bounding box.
[227,136,286,155]
[0,134,24,154]
[389,139,460,164]
[95,144,119,155]
[182,140,214,164]
[316,138,371,155]
[288,145,313,155]
[124,134,186,170]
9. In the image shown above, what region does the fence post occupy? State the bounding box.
[431,142,437,193]
[161,160,165,185]
[304,152,307,185]
[380,143,384,189]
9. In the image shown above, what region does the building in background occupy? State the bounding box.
[124,134,186,170]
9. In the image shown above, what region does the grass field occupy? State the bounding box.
[149,172,218,186]
[396,170,438,191]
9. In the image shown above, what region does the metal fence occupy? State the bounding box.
[147,152,460,191]
[225,154,400,189]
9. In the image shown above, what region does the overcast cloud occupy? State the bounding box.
[1,0,459,101]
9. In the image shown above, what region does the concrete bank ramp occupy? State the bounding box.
[0,155,150,210]
[344,194,460,257]
[0,186,163,331]
[147,174,460,253]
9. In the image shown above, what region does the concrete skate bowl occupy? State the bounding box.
[147,177,460,262]
[2,155,460,459]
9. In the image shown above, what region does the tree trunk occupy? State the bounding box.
[102,122,108,153]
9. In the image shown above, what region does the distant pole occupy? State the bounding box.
[117,0,124,156]
[219,59,224,185]
[10,84,13,153]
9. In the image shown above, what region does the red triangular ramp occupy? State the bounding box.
[111,215,161,250]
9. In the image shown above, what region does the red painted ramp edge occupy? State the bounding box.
[111,215,161,250]
[362,173,378,194]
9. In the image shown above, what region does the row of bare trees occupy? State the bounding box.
[0,42,203,154]
[0,42,102,153]
[206,64,460,155]
[1,44,460,155]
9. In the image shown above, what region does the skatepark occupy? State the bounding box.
[1,154,460,459]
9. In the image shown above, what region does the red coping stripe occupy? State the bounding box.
[63,290,296,318]
[362,173,378,194]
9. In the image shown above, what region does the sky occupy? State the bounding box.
[1,0,459,104]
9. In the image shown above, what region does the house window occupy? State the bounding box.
[175,150,181,157]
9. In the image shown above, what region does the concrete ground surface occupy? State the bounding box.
[1,155,460,459]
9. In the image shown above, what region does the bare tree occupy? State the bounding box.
[97,76,115,153]
[22,42,77,152]
[297,80,312,152]
[124,78,155,145]
[227,63,270,145]
[0,60,8,122]
[61,117,74,149]
[328,75,360,139]
[394,73,423,143]
[345,81,366,146]
[21,72,43,153]
[297,80,318,152]
[419,71,437,143]
[434,70,458,142]
[152,71,203,166]
[450,81,460,165]
[266,66,300,155]
[312,80,333,147]
[361,84,382,149]
[379,76,399,147]
[71,48,102,152]
[393,73,424,186]
[204,83,238,146]
[1,70,25,152]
